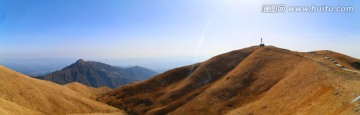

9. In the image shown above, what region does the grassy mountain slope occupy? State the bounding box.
[99,46,360,115]
[0,65,125,115]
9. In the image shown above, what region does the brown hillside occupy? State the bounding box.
[315,50,360,70]
[64,82,112,99]
[0,65,126,115]
[99,46,360,115]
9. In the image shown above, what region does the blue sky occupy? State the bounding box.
[0,0,359,64]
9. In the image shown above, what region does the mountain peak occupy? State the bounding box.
[75,59,86,64]
[61,59,87,70]
[43,59,158,88]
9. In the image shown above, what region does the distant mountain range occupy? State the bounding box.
[1,58,196,76]
[37,59,157,88]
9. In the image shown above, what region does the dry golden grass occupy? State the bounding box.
[64,82,112,99]
[99,46,360,115]
[0,96,42,115]
[225,48,360,115]
[0,65,126,115]
[68,112,127,115]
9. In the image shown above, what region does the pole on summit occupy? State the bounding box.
[260,38,265,47]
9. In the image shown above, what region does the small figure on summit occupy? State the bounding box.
[260,38,265,47]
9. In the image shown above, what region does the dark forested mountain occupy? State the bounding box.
[37,59,157,88]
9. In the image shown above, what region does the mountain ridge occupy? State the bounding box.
[99,46,360,115]
[38,59,157,88]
